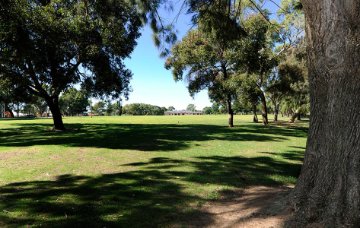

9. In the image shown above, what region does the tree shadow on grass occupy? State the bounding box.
[260,146,306,162]
[260,152,304,163]
[0,123,307,151]
[0,155,302,227]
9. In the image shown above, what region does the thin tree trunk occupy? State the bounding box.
[290,108,300,123]
[252,104,258,123]
[259,92,268,125]
[45,96,65,131]
[16,103,20,117]
[226,95,234,127]
[290,1,360,227]
[274,111,278,122]
[274,103,279,122]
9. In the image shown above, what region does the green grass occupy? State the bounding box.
[0,115,308,227]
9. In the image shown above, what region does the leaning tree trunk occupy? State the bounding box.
[290,1,360,227]
[45,96,65,131]
[259,92,268,125]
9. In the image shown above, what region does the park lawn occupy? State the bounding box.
[0,115,307,227]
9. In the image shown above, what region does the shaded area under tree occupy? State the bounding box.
[0,155,302,227]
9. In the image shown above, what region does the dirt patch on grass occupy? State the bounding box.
[188,186,293,228]
[0,148,39,160]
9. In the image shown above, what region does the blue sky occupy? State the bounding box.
[123,0,281,110]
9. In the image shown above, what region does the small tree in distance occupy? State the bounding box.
[167,106,176,111]
[186,104,196,112]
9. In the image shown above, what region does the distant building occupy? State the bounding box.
[0,103,4,118]
[164,110,203,116]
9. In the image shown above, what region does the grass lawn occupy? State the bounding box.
[0,115,308,227]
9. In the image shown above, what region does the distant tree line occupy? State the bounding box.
[122,103,167,116]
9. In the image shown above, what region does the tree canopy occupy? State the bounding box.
[0,0,142,129]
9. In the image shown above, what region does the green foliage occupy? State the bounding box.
[167,106,175,111]
[122,103,166,115]
[202,106,213,114]
[278,0,304,46]
[22,103,36,116]
[22,96,49,117]
[165,29,239,111]
[0,0,141,98]
[101,101,123,116]
[186,104,196,112]
[203,103,228,115]
[189,0,247,47]
[59,88,89,116]
[237,14,279,76]
[0,0,143,127]
[111,101,123,116]
[0,78,32,110]
[233,73,262,108]
[92,101,106,116]
[275,39,309,116]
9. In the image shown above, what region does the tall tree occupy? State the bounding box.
[0,0,141,130]
[237,14,279,125]
[290,0,360,226]
[233,73,262,123]
[268,44,308,122]
[165,28,242,127]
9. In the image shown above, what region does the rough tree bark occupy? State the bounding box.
[290,0,360,227]
[45,95,65,131]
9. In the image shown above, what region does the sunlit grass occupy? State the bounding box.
[0,115,307,226]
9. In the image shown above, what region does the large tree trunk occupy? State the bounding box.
[45,96,65,131]
[290,1,360,227]
[259,92,268,125]
[252,104,258,123]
